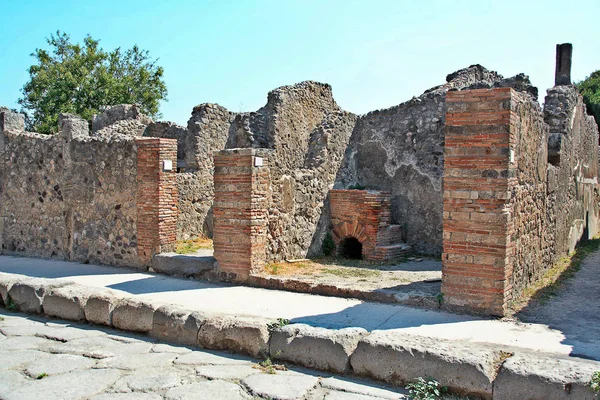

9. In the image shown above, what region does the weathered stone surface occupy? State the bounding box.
[493,353,600,400]
[6,368,122,400]
[112,298,156,332]
[7,279,69,314]
[270,324,367,373]
[151,253,216,277]
[0,370,27,398]
[0,273,20,306]
[197,316,269,358]
[150,305,206,346]
[321,377,408,400]
[91,393,164,400]
[195,364,260,380]
[92,104,152,135]
[174,349,254,366]
[350,332,505,399]
[0,335,55,351]
[112,368,180,392]
[152,343,193,354]
[42,284,90,321]
[24,353,96,377]
[46,335,153,359]
[241,371,319,400]
[96,352,178,370]
[165,380,251,400]
[0,349,51,370]
[85,289,122,326]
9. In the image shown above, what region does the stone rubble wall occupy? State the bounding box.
[0,110,141,267]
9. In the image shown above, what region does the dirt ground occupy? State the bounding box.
[516,246,600,360]
[252,257,443,307]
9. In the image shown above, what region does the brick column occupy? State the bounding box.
[135,138,178,266]
[442,88,514,316]
[213,148,271,281]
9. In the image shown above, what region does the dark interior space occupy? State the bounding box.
[339,237,363,259]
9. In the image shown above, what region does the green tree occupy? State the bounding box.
[18,31,167,134]
[577,70,600,129]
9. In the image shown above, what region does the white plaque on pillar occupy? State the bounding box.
[254,157,264,167]
[162,160,173,171]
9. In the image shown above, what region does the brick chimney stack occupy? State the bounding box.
[555,43,573,86]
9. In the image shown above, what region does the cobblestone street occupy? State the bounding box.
[0,309,408,400]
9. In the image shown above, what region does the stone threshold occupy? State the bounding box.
[1,272,598,400]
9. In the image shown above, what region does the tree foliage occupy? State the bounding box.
[577,70,600,129]
[18,31,167,134]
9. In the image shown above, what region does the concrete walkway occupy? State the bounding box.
[0,310,409,400]
[0,255,597,361]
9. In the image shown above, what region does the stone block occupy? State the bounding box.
[197,315,269,358]
[270,324,367,373]
[150,305,207,347]
[42,284,91,321]
[0,273,20,307]
[84,290,122,327]
[493,352,599,400]
[350,332,507,399]
[7,279,70,314]
[112,298,157,332]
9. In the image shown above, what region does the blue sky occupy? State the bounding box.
[1,0,599,126]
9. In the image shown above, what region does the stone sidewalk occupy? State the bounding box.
[0,255,595,360]
[0,310,409,400]
[1,255,600,399]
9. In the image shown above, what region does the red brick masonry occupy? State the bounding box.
[329,190,408,261]
[213,149,271,280]
[442,88,514,316]
[135,138,178,266]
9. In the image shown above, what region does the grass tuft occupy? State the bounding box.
[176,237,213,254]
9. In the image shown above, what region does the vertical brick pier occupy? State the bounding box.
[442,88,515,316]
[213,148,271,280]
[135,138,178,266]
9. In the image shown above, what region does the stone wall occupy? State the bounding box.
[442,86,599,316]
[0,110,141,267]
[0,109,178,269]
[336,65,538,255]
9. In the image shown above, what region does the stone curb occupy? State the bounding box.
[0,272,598,399]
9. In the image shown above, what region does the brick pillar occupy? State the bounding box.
[442,88,514,316]
[213,148,271,281]
[135,138,178,266]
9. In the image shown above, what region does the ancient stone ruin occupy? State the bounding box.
[1,44,598,316]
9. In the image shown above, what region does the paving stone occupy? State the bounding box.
[85,290,122,326]
[325,391,389,400]
[350,332,503,399]
[91,393,163,400]
[24,353,96,377]
[0,332,5,340]
[0,350,52,370]
[321,377,408,399]
[241,371,320,400]
[198,315,270,358]
[96,351,178,370]
[46,336,153,359]
[7,279,69,314]
[5,368,122,400]
[112,368,180,392]
[0,335,55,351]
[165,380,251,400]
[174,349,254,366]
[195,364,261,380]
[151,305,205,347]
[270,324,367,373]
[152,343,193,354]
[42,285,90,321]
[112,298,156,333]
[493,352,599,400]
[0,370,27,397]
[0,323,104,342]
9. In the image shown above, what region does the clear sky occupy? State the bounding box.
[1,0,599,126]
